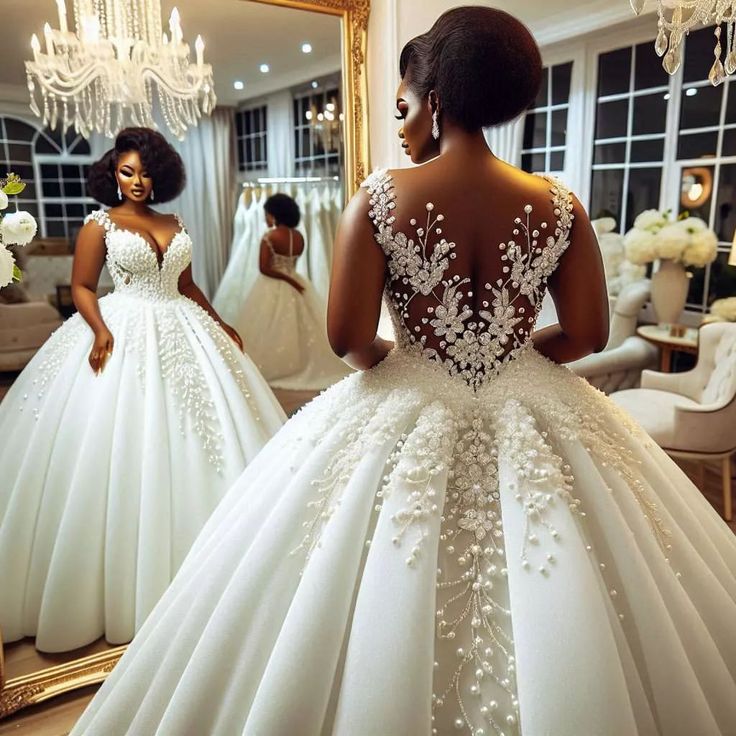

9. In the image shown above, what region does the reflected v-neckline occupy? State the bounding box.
[106,215,184,270]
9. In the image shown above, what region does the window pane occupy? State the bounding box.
[12,164,33,182]
[594,142,626,164]
[65,203,84,218]
[596,99,629,139]
[72,137,90,155]
[684,25,722,84]
[715,163,736,241]
[680,84,723,129]
[550,109,567,146]
[625,167,662,231]
[4,118,35,142]
[523,112,546,149]
[722,127,736,156]
[65,181,82,197]
[7,143,31,163]
[236,113,244,136]
[61,164,77,179]
[725,84,736,124]
[35,134,57,154]
[47,220,66,237]
[521,152,546,173]
[533,68,549,108]
[632,93,668,135]
[591,168,624,222]
[630,138,665,162]
[598,47,631,97]
[679,165,714,222]
[42,180,61,198]
[45,203,63,218]
[686,265,707,308]
[245,113,251,135]
[549,150,565,171]
[551,62,573,105]
[677,131,718,160]
[634,41,669,90]
[708,249,736,304]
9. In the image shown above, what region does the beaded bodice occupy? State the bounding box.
[265,230,299,275]
[363,170,574,390]
[85,210,191,301]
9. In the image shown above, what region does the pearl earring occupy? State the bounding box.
[150,188,155,202]
[117,182,122,200]
[431,110,440,140]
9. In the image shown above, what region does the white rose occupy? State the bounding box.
[0,210,37,246]
[633,209,667,232]
[0,244,15,288]
[679,216,707,234]
[0,190,8,211]
[624,228,657,264]
[710,297,736,322]
[655,223,689,261]
[592,217,617,236]
[682,228,718,267]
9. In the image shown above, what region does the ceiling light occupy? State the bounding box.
[311,80,318,89]
[302,43,312,54]
[685,87,698,97]
[663,92,671,100]
[233,80,244,90]
[260,63,270,73]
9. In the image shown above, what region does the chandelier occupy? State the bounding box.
[630,1,736,84]
[304,96,343,152]
[25,1,216,140]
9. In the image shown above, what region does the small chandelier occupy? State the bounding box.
[631,1,736,85]
[25,0,216,140]
[304,98,343,151]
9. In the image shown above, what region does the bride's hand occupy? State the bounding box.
[222,323,244,351]
[89,328,114,375]
[290,279,305,295]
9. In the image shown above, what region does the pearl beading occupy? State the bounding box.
[363,170,575,392]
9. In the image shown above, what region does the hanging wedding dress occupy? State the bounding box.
[73,173,736,736]
[233,227,351,390]
[0,210,285,653]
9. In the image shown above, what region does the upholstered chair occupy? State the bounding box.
[610,322,736,520]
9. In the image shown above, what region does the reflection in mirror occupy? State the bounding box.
[0,0,362,719]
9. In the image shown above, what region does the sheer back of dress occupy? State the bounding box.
[363,169,574,390]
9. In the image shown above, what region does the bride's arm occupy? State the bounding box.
[328,189,393,370]
[532,195,610,364]
[178,265,243,350]
[71,221,114,374]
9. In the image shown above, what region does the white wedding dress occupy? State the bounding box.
[73,173,736,735]
[0,210,285,653]
[233,228,351,390]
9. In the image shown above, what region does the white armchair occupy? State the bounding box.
[610,322,736,520]
[567,279,658,393]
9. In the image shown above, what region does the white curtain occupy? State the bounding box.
[266,91,294,179]
[484,115,524,167]
[160,108,237,299]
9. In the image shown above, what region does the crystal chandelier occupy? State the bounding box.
[25,0,216,140]
[630,1,736,84]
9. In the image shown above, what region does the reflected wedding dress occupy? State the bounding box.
[233,228,351,390]
[0,210,285,653]
[73,174,736,735]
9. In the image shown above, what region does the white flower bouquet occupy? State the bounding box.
[0,173,37,288]
[624,209,718,268]
[704,297,736,323]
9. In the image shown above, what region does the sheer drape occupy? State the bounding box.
[484,115,524,166]
[266,91,295,179]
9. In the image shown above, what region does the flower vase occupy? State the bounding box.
[651,259,689,326]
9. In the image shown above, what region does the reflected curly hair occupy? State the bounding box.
[399,6,542,130]
[264,193,301,228]
[87,127,186,206]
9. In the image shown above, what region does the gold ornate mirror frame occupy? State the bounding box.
[0,0,370,719]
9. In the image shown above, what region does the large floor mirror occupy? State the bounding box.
[0,0,369,719]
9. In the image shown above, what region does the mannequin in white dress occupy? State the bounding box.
[73,9,736,735]
[233,193,351,390]
[0,127,284,653]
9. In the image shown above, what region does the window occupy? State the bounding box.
[521,62,573,176]
[293,87,341,176]
[589,42,670,232]
[0,117,96,240]
[676,25,736,313]
[236,106,268,172]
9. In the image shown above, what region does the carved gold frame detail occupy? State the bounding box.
[0,0,370,720]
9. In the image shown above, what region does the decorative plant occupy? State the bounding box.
[0,173,38,288]
[704,297,736,324]
[623,209,718,269]
[592,217,646,296]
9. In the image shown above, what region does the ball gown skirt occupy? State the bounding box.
[234,273,352,391]
[0,212,286,653]
[71,348,736,736]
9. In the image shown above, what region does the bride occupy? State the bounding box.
[232,193,352,390]
[73,9,736,735]
[0,127,284,653]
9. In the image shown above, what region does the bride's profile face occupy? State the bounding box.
[116,150,153,204]
[395,78,439,165]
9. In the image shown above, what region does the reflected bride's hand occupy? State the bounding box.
[222,323,244,351]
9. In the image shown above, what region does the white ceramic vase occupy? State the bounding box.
[651,259,690,325]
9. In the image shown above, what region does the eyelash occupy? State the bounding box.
[395,113,405,120]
